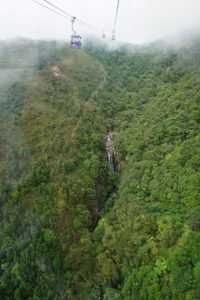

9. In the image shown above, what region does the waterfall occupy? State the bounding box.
[107,150,114,171]
[106,132,120,172]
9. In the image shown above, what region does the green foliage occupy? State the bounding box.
[25,166,49,187]
[186,207,200,231]
[2,37,200,299]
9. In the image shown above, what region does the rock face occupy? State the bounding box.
[106,131,120,172]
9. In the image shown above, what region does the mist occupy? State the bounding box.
[2,0,200,44]
[0,40,40,101]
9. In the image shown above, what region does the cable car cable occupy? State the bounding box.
[41,0,101,32]
[32,0,70,20]
[33,0,106,36]
[76,18,101,32]
[42,0,101,31]
[42,0,72,18]
[112,0,120,36]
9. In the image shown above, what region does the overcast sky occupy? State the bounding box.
[1,0,200,44]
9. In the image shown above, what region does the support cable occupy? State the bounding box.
[41,0,101,32]
[32,0,106,35]
[112,0,120,34]
[32,0,70,20]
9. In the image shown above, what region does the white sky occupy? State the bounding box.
[1,0,200,44]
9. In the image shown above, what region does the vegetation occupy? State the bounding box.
[1,37,200,299]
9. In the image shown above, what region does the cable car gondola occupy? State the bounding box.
[70,17,81,49]
[70,34,81,48]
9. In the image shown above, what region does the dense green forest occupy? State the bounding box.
[1,36,200,299]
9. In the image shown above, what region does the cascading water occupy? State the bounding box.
[106,132,120,172]
[107,150,114,171]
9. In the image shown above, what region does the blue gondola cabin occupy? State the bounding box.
[70,35,81,48]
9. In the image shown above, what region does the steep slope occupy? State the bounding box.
[0,41,114,299]
[90,40,200,299]
[1,37,200,299]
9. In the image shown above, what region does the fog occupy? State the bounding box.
[1,0,200,44]
[0,41,39,100]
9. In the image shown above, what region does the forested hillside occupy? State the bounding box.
[1,37,200,299]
